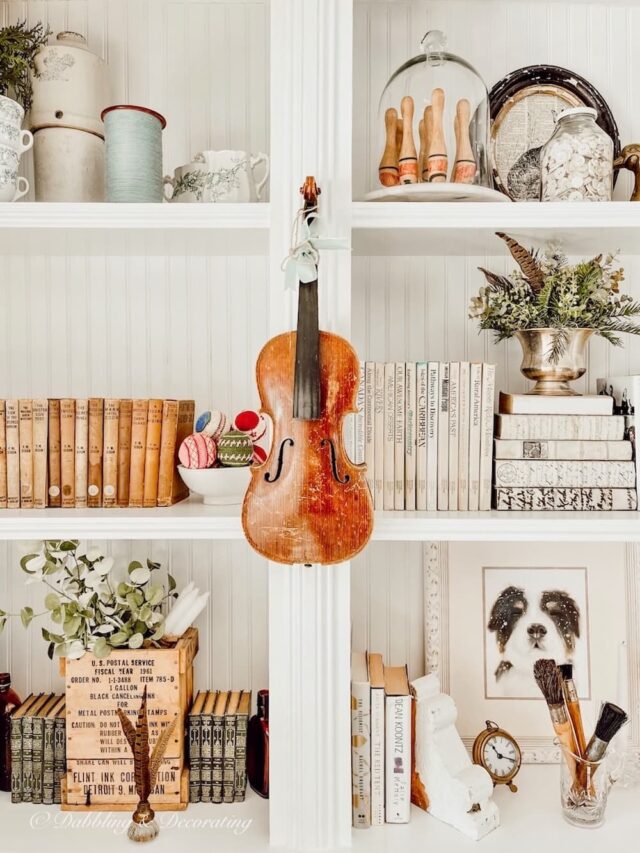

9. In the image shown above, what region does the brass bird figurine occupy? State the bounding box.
[117,685,178,842]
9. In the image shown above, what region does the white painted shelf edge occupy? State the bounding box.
[0,498,637,541]
[0,202,270,230]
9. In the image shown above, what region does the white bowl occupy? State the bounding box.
[177,465,251,506]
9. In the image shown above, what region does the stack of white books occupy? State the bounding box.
[349,362,496,511]
[494,391,638,511]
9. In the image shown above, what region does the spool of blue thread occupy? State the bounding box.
[101,105,166,202]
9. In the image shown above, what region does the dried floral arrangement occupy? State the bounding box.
[14,540,178,659]
[0,21,50,109]
[469,232,640,360]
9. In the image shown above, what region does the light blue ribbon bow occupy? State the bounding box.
[281,207,351,290]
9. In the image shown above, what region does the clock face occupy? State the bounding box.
[482,734,519,780]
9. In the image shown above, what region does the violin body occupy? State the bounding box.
[242,330,374,565]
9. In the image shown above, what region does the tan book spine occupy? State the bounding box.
[142,400,163,507]
[18,399,33,508]
[87,399,104,508]
[167,400,195,506]
[117,400,133,507]
[0,401,6,508]
[60,399,75,508]
[102,399,120,507]
[74,400,88,509]
[47,400,61,507]
[128,400,149,508]
[5,401,19,509]
[32,399,48,509]
[157,401,179,507]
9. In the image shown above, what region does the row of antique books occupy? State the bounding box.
[0,399,194,509]
[494,388,638,511]
[351,652,411,828]
[10,693,66,804]
[187,689,251,804]
[349,362,496,511]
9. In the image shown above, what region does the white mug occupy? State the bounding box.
[164,150,269,203]
[0,123,33,153]
[0,171,29,202]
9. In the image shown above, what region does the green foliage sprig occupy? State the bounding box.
[17,540,178,660]
[469,232,640,360]
[0,21,50,110]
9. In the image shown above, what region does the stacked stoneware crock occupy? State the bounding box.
[29,32,108,201]
[0,96,33,201]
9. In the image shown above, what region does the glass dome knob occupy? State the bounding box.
[420,30,447,67]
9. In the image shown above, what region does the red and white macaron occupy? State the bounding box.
[178,432,217,469]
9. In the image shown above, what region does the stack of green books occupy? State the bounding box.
[10,693,66,804]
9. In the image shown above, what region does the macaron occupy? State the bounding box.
[233,409,267,443]
[217,430,254,467]
[178,432,217,469]
[195,409,230,442]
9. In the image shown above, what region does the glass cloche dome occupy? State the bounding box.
[369,30,506,202]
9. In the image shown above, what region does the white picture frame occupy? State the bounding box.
[424,541,640,763]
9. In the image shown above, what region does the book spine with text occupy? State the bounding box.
[103,399,120,507]
[448,362,459,510]
[495,459,636,488]
[5,401,19,509]
[495,486,637,511]
[234,707,249,802]
[10,712,22,802]
[426,363,439,511]
[32,714,45,804]
[468,363,483,511]
[18,399,33,508]
[42,716,56,805]
[117,400,133,507]
[479,363,496,511]
[87,398,103,507]
[394,363,405,510]
[222,712,238,804]
[170,400,195,504]
[458,362,470,510]
[370,684,385,826]
[129,400,149,507]
[32,400,48,509]
[60,399,75,508]
[200,710,214,803]
[0,401,7,508]
[385,695,411,824]
[21,711,35,802]
[383,364,395,510]
[212,710,225,804]
[374,363,385,510]
[157,400,179,507]
[188,712,202,804]
[74,399,89,508]
[53,713,65,805]
[351,680,371,828]
[47,400,61,507]
[405,362,417,511]
[416,363,428,511]
[494,439,633,461]
[495,414,625,441]
[354,363,365,465]
[437,363,450,510]
[364,362,375,500]
[142,399,163,507]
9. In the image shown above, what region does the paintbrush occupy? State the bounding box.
[534,659,579,781]
[585,702,628,763]
[558,664,587,758]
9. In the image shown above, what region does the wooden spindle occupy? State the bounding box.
[399,95,418,184]
[378,107,400,186]
[452,98,476,183]
[421,105,432,182]
[426,88,447,183]
[395,117,403,161]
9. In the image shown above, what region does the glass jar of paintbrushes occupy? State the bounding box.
[556,741,613,828]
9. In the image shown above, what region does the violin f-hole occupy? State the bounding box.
[264,438,294,483]
[320,438,350,485]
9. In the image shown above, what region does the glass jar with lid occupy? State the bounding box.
[541,107,613,202]
[369,30,505,202]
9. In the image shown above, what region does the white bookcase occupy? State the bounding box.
[2,0,640,851]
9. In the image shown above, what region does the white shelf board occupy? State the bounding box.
[0,500,638,541]
[0,202,270,253]
[351,201,640,256]
[2,765,639,853]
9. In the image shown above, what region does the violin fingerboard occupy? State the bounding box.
[293,279,321,420]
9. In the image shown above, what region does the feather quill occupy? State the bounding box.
[134,687,150,801]
[149,716,178,789]
[496,231,545,293]
[116,707,137,753]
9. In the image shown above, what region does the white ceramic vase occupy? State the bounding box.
[30,32,108,138]
[33,127,105,202]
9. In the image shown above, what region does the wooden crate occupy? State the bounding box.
[60,628,198,811]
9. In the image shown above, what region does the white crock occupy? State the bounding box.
[33,127,105,202]
[30,32,108,138]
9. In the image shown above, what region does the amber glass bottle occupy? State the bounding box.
[247,689,269,798]
[0,673,21,792]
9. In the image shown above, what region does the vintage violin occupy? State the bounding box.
[242,177,373,564]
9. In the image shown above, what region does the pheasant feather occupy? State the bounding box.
[496,231,545,293]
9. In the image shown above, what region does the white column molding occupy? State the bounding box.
[268,1,354,849]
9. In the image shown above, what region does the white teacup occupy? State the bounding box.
[164,150,269,203]
[0,122,33,152]
[0,169,29,202]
